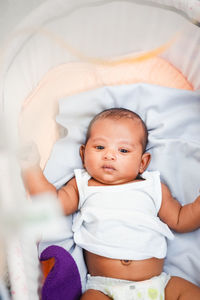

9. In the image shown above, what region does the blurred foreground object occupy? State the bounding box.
[0,114,65,300]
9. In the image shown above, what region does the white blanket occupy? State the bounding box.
[41,83,200,288]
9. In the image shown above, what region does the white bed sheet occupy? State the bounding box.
[42,83,200,288]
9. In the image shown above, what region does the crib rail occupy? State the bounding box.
[0,114,64,300]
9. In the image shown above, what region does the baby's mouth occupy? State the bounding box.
[102,165,116,172]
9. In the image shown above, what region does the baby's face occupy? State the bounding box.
[80,117,150,185]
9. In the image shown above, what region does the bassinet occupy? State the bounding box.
[0,1,200,299]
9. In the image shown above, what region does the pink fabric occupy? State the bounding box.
[19,57,193,169]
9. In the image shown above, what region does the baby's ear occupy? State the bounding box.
[139,152,151,174]
[79,145,85,165]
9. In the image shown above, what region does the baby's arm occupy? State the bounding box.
[20,142,79,215]
[158,183,200,233]
[22,166,79,216]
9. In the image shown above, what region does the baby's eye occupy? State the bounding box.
[119,148,129,153]
[96,145,104,150]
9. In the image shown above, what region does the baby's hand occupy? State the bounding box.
[18,141,41,170]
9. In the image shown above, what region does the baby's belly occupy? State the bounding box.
[84,250,164,281]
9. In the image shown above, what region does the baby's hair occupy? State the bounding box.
[85,107,148,152]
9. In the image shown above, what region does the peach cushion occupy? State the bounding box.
[19,57,193,169]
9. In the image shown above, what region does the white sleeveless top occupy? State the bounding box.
[72,169,174,260]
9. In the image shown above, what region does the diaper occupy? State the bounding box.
[86,272,170,300]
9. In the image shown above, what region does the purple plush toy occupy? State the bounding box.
[40,245,82,300]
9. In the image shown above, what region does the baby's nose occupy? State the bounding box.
[104,149,116,160]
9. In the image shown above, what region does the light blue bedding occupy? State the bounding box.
[42,83,200,289]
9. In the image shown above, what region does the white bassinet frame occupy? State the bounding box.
[0,1,200,300]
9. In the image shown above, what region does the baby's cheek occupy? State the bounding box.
[84,154,98,172]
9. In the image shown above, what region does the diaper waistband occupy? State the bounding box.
[86,272,170,289]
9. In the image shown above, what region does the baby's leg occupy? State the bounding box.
[166,276,200,300]
[80,289,111,299]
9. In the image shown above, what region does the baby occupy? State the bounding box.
[22,108,200,300]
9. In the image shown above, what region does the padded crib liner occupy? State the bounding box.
[19,56,192,169]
